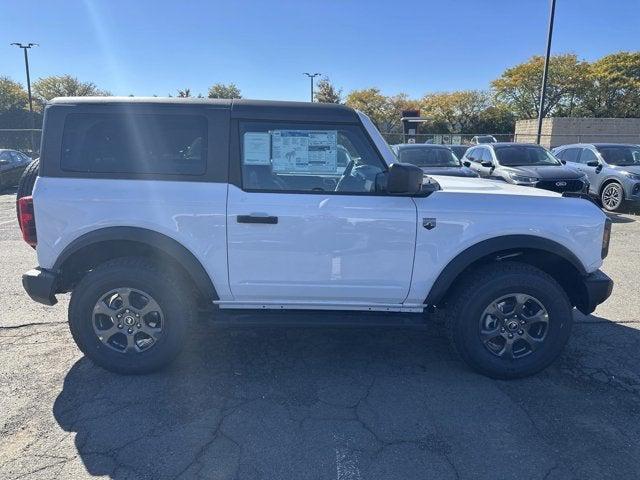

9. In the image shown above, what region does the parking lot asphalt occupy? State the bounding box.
[1,187,640,480]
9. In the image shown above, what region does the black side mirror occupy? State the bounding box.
[463,161,471,167]
[560,159,567,164]
[481,161,493,168]
[586,160,599,167]
[387,163,423,195]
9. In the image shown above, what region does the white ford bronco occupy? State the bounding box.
[19,97,613,379]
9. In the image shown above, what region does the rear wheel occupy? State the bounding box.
[601,182,624,212]
[446,262,573,379]
[69,257,194,374]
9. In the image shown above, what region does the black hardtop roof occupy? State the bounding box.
[47,97,360,123]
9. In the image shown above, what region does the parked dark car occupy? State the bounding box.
[0,149,32,190]
[462,143,589,193]
[391,144,479,178]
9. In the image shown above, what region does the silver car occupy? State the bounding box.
[552,143,640,212]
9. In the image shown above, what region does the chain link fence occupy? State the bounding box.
[0,129,42,158]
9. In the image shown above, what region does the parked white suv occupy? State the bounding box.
[19,98,613,379]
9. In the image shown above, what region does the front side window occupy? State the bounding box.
[596,146,640,166]
[398,147,460,167]
[466,147,480,162]
[240,122,386,193]
[480,148,493,163]
[494,146,560,167]
[61,113,208,175]
[561,148,580,163]
[579,149,598,165]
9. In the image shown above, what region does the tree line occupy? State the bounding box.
[1,51,638,143]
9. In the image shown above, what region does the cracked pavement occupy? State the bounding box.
[1,188,640,479]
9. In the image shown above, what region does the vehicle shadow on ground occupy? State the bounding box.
[52,311,640,480]
[0,186,17,197]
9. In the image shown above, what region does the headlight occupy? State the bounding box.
[508,173,539,185]
[622,172,640,181]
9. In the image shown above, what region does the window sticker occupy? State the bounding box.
[271,130,338,173]
[243,132,271,165]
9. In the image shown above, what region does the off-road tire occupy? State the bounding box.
[445,262,573,379]
[15,158,39,219]
[69,257,195,374]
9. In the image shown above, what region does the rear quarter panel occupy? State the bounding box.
[33,177,232,299]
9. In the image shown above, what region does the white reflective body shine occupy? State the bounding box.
[34,173,605,312]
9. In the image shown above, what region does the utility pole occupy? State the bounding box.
[303,72,321,102]
[11,42,38,153]
[536,0,556,145]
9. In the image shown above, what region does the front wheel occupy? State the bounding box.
[601,182,624,212]
[69,257,195,374]
[446,262,573,379]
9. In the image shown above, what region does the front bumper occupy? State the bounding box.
[576,270,613,315]
[22,268,58,306]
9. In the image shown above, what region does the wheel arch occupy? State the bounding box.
[53,226,218,304]
[599,177,622,196]
[425,235,587,309]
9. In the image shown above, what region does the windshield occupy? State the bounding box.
[494,145,561,167]
[596,146,640,167]
[398,147,461,167]
[475,136,496,144]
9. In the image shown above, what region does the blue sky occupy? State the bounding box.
[1,0,638,101]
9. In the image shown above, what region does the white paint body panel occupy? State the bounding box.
[33,177,233,299]
[405,176,606,304]
[226,185,417,304]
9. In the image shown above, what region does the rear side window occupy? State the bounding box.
[61,113,208,175]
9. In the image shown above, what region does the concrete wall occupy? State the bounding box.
[515,117,640,148]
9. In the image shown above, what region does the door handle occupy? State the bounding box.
[237,214,278,224]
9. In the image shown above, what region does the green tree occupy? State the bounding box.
[177,88,192,98]
[33,75,110,107]
[345,88,419,132]
[0,76,28,112]
[314,77,342,103]
[492,54,589,119]
[207,83,242,99]
[420,90,491,133]
[579,51,640,118]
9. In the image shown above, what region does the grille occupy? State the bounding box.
[536,179,584,193]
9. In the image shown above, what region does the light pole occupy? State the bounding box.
[303,72,321,102]
[11,42,38,153]
[536,0,556,145]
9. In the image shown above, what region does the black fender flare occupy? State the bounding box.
[424,235,587,306]
[53,226,218,300]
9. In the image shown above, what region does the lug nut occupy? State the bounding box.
[117,313,122,319]
[508,333,514,339]
[500,328,505,333]
[125,309,130,313]
[136,323,141,328]
[127,328,133,334]
[518,330,524,335]
[520,320,525,325]
[117,324,123,329]
[135,313,140,317]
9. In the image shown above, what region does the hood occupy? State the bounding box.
[420,166,477,178]
[611,165,640,175]
[500,164,583,180]
[430,175,561,198]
